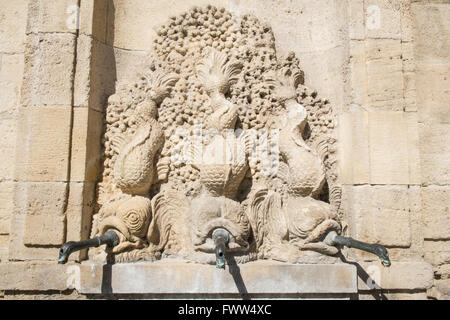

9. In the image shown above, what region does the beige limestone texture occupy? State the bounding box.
[0,183,14,235]
[0,53,25,116]
[70,107,103,182]
[0,235,8,262]
[365,0,402,40]
[26,0,79,34]
[338,109,371,184]
[0,0,29,54]
[9,213,60,261]
[413,3,450,124]
[0,119,18,182]
[79,0,110,43]
[9,182,67,258]
[424,240,450,266]
[14,106,72,182]
[65,182,96,262]
[428,278,450,300]
[359,292,428,300]
[23,214,66,246]
[338,110,420,185]
[416,64,450,123]
[0,0,448,300]
[422,186,450,240]
[74,34,117,112]
[21,33,76,107]
[78,261,357,294]
[357,261,434,290]
[343,185,413,249]
[365,39,404,110]
[0,262,70,291]
[419,123,450,185]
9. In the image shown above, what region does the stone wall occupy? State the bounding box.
[0,0,448,299]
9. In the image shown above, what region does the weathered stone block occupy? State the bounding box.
[348,0,365,40]
[0,53,24,116]
[402,41,416,74]
[402,41,417,112]
[358,262,433,290]
[0,0,29,53]
[79,0,109,43]
[401,2,414,42]
[436,264,450,279]
[407,185,425,257]
[338,109,370,184]
[78,261,357,294]
[74,35,116,112]
[0,235,8,262]
[422,186,450,240]
[339,110,420,185]
[8,213,60,261]
[11,181,68,250]
[365,39,404,110]
[348,41,368,107]
[89,41,119,111]
[73,35,92,109]
[365,38,402,61]
[21,33,76,106]
[419,123,450,185]
[15,106,72,182]
[365,0,402,39]
[416,64,450,124]
[405,112,421,184]
[23,214,66,246]
[0,119,17,181]
[13,182,68,217]
[343,185,412,248]
[412,3,450,64]
[435,279,450,295]
[0,262,69,291]
[428,279,450,300]
[0,183,14,235]
[359,292,428,300]
[298,45,347,114]
[369,111,420,185]
[65,182,95,261]
[70,107,103,182]
[26,0,79,34]
[369,112,409,184]
[424,240,450,266]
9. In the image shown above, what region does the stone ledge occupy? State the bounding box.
[78,261,357,295]
[357,262,434,291]
[0,262,68,291]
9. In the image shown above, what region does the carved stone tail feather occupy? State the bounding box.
[249,189,288,251]
[265,67,304,102]
[147,191,192,256]
[145,70,179,103]
[197,48,242,95]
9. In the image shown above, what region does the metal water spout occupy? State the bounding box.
[58,230,119,264]
[212,228,229,269]
[324,231,391,267]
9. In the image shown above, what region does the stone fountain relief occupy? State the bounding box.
[59,5,390,270]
